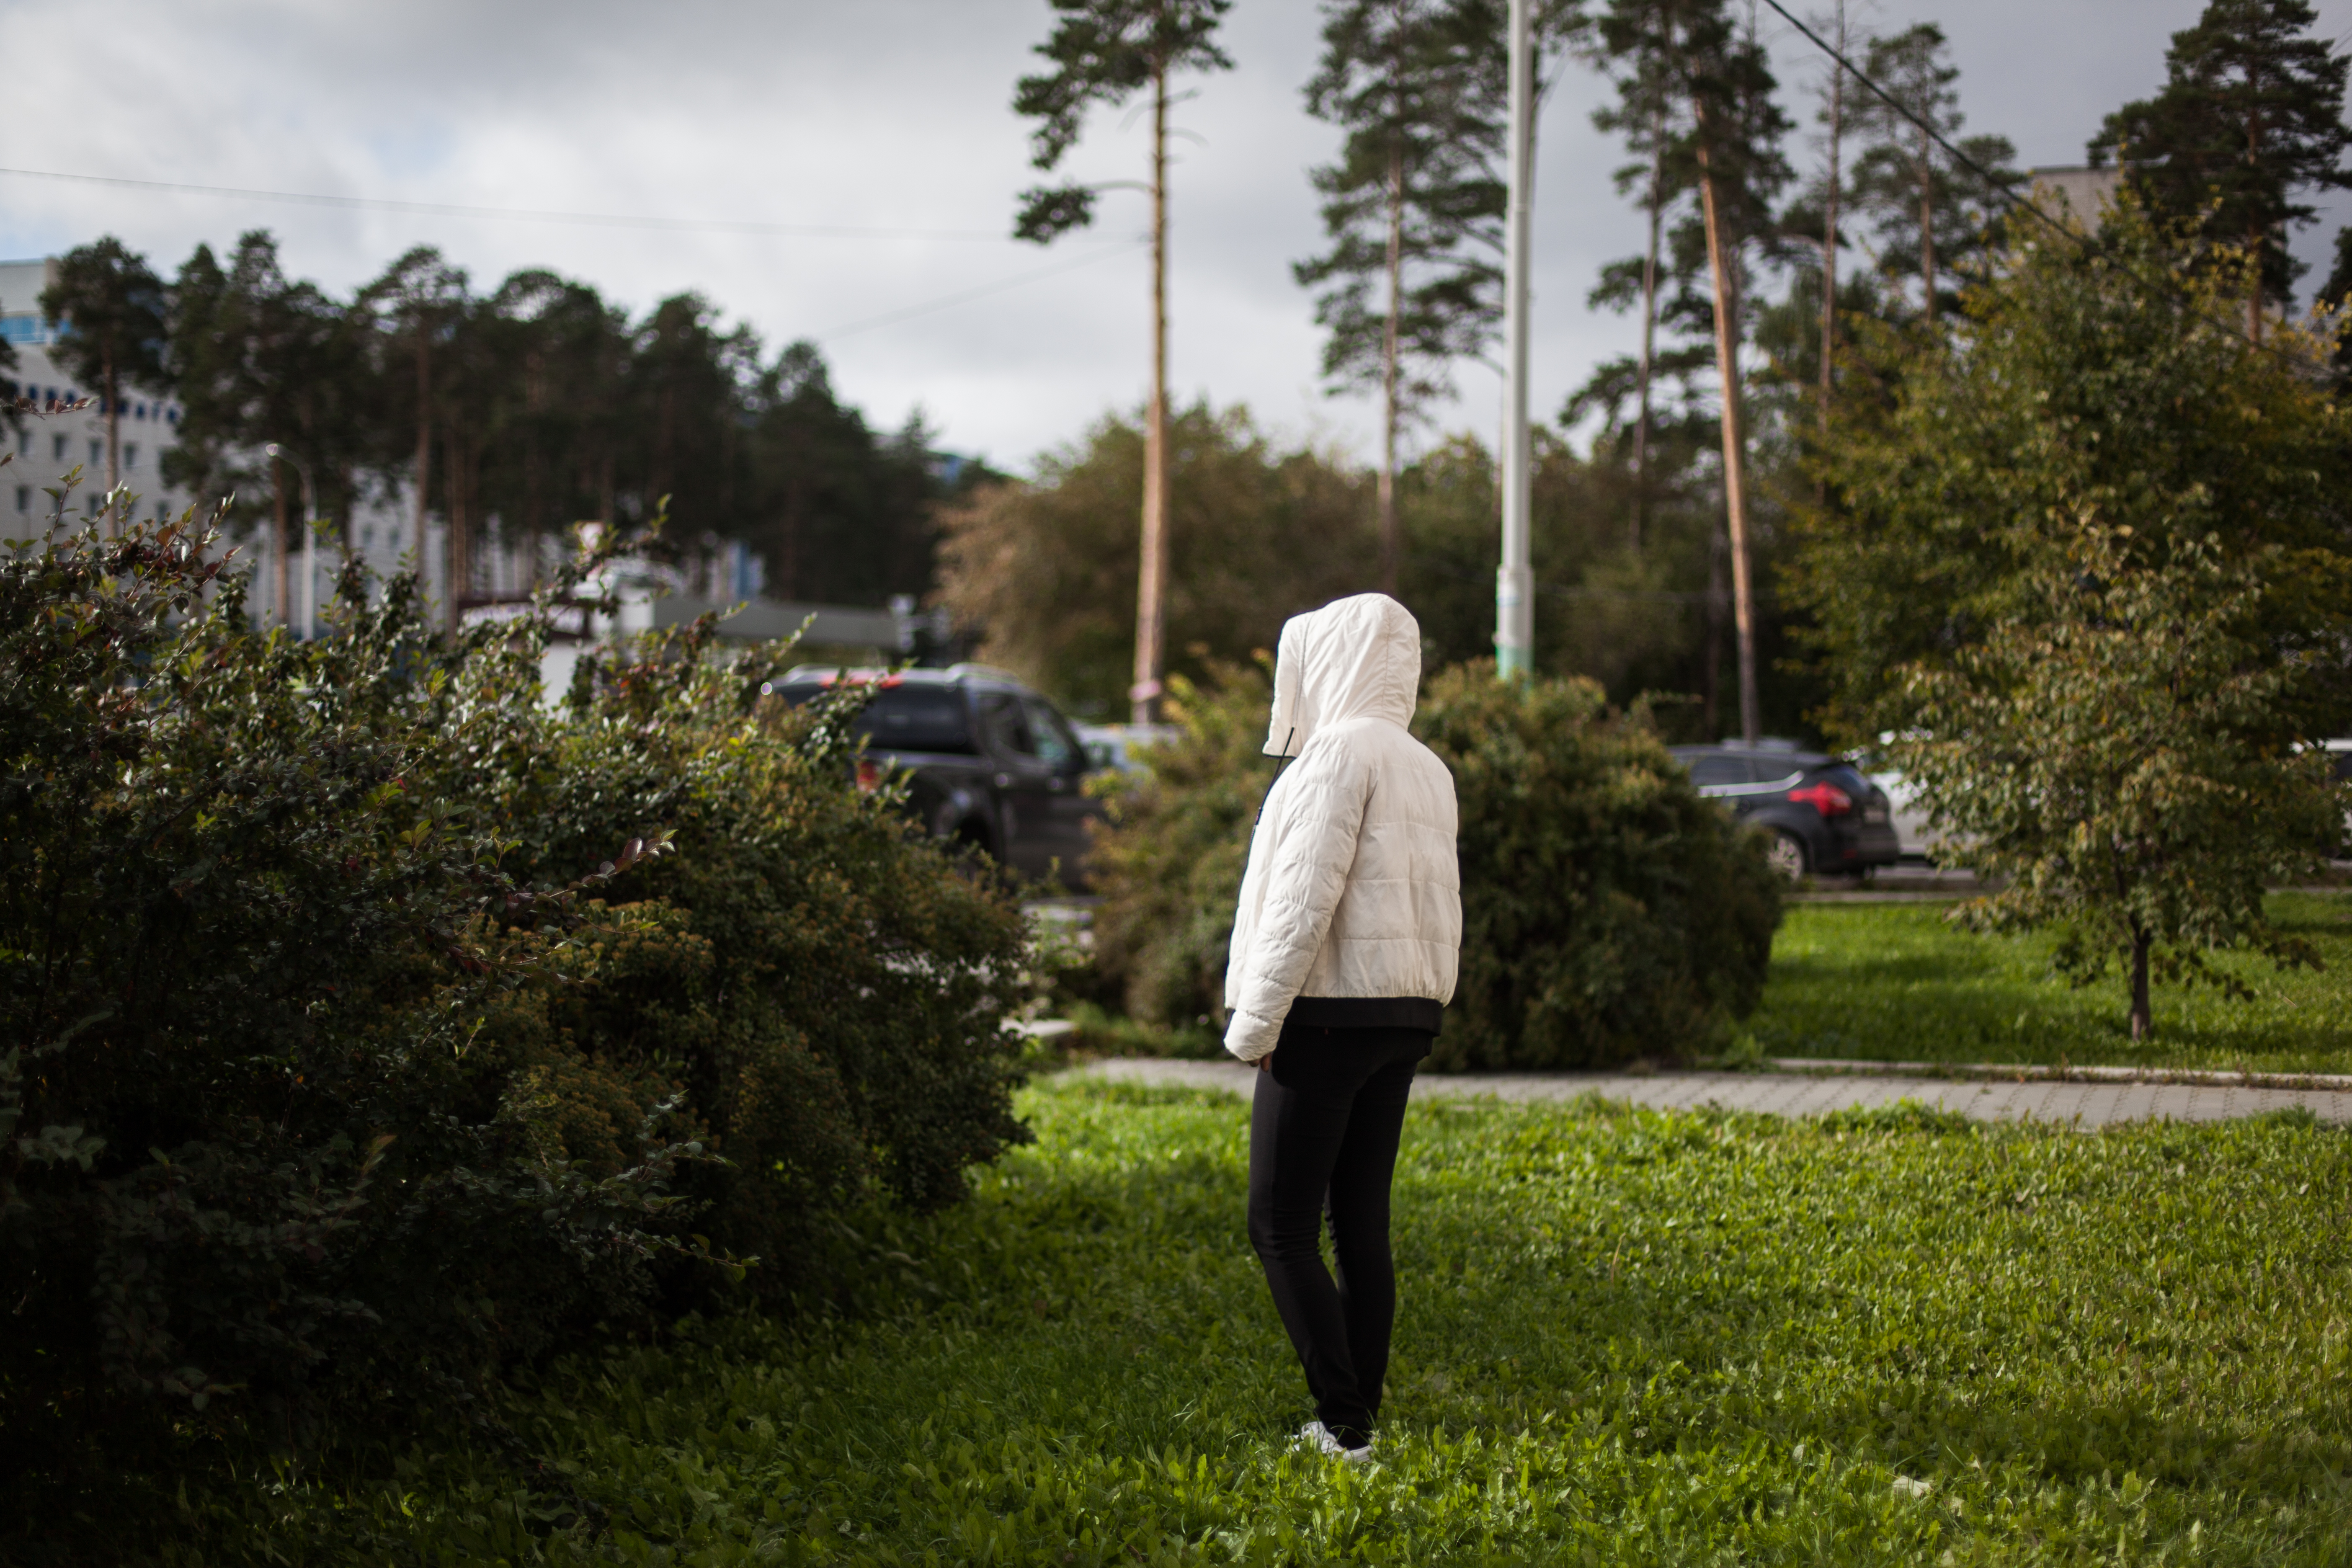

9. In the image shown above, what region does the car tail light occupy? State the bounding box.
[854,758,885,793]
[1787,781,1853,818]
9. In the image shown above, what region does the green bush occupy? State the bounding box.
[1418,664,1783,1069]
[0,506,1027,1552]
[1085,660,1782,1069]
[1083,660,1277,1041]
[493,616,1033,1275]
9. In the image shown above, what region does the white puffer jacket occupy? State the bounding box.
[1222,594,1461,1062]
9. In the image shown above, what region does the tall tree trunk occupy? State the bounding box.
[103,343,120,524]
[1917,127,1937,322]
[1132,59,1172,726]
[2129,925,2152,1040]
[1702,515,1725,735]
[1379,136,1403,596]
[2248,109,2264,343]
[1632,108,1663,554]
[413,326,437,625]
[1820,1,1843,425]
[525,351,546,589]
[444,422,469,636]
[272,452,291,628]
[1694,120,1760,745]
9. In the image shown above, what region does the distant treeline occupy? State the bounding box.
[25,231,990,609]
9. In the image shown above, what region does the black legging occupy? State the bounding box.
[1246,1023,1429,1449]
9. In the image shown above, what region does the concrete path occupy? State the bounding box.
[1078,1057,2352,1127]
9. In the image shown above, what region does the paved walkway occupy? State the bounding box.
[1078,1057,2352,1127]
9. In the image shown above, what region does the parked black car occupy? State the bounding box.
[1668,743,1902,879]
[766,664,1103,884]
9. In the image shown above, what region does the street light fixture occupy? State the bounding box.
[264,442,317,638]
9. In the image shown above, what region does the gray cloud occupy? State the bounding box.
[3,0,2345,474]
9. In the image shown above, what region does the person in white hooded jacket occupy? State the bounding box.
[1225,593,1461,1463]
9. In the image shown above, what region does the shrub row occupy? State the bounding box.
[0,513,1028,1555]
[1085,659,1782,1068]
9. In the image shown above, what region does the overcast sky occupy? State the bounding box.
[4,0,2349,477]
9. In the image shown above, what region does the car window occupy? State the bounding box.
[771,683,975,754]
[1022,696,1081,769]
[976,692,1037,758]
[1687,754,1751,788]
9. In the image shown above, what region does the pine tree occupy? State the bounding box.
[1570,0,1787,740]
[1586,0,1689,549]
[1296,0,1505,592]
[2092,0,2351,339]
[40,237,168,516]
[165,233,364,627]
[358,249,469,627]
[1684,0,1790,745]
[1813,1,1849,423]
[1848,24,2018,325]
[1011,0,1235,725]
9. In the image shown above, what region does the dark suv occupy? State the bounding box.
[1669,743,1901,879]
[766,664,1102,885]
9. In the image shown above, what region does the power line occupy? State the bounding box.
[1754,0,2078,249]
[812,240,1148,340]
[0,165,1063,243]
[1758,0,2329,367]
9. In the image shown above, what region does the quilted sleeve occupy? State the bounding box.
[1221,738,1373,1061]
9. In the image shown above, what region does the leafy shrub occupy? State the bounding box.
[493,616,1033,1274]
[0,508,1026,1550]
[1083,661,1277,1039]
[1085,660,1782,1069]
[1418,665,1782,1069]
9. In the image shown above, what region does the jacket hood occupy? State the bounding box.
[1264,593,1421,757]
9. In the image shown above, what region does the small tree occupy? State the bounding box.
[1794,201,2352,1039]
[1296,0,1504,591]
[1011,0,1235,725]
[934,402,1372,716]
[40,237,168,508]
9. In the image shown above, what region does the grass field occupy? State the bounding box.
[220,1075,2352,1565]
[1748,891,2352,1075]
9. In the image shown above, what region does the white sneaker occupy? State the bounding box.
[1300,1421,1373,1463]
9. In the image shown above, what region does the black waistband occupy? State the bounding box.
[1284,995,1444,1034]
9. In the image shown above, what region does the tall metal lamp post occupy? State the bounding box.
[1494,0,1534,680]
[265,443,317,639]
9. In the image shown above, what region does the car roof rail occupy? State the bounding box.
[774,664,945,688]
[943,661,1027,686]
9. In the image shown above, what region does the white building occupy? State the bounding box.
[2026,166,2127,232]
[3,256,194,534]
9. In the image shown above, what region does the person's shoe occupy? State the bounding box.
[1299,1421,1373,1463]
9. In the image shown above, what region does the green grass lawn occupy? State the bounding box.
[1749,891,2352,1075]
[226,1076,2352,1565]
